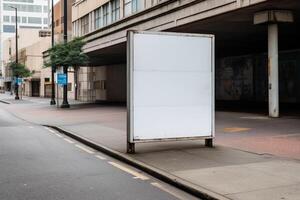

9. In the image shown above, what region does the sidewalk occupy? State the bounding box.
[1,93,300,200]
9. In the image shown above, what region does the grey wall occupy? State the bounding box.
[216,49,300,103]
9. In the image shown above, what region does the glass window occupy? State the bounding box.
[28,17,42,24]
[95,7,102,29]
[111,0,120,22]
[3,3,42,13]
[22,17,27,23]
[3,16,10,22]
[43,6,48,13]
[3,25,15,33]
[132,0,143,13]
[81,14,89,35]
[11,16,20,23]
[103,3,109,26]
[43,18,48,24]
[124,0,131,16]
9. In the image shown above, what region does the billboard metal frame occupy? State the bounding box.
[127,30,215,153]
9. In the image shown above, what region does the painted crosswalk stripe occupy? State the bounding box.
[108,161,149,180]
[75,144,95,154]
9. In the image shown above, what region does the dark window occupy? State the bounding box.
[3,25,15,33]
[44,78,50,82]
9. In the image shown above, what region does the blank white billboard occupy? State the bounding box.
[127,31,214,142]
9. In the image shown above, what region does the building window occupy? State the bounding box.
[28,17,42,24]
[124,0,143,16]
[39,30,51,37]
[43,18,48,24]
[95,7,102,29]
[3,3,42,13]
[111,0,120,22]
[3,16,10,22]
[11,16,20,23]
[67,83,72,91]
[81,14,89,35]
[3,25,15,33]
[132,0,144,13]
[22,17,27,23]
[103,3,109,26]
[124,0,132,16]
[43,6,48,13]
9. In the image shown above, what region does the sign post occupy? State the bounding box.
[56,73,67,108]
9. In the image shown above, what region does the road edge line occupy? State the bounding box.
[43,124,230,200]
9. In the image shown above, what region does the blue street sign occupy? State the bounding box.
[16,78,23,85]
[57,73,67,86]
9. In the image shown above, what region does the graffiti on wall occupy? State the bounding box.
[216,56,253,100]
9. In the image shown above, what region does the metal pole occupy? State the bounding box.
[50,0,56,105]
[60,0,69,108]
[268,23,279,117]
[14,7,19,100]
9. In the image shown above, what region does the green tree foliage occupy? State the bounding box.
[8,61,32,77]
[45,37,89,68]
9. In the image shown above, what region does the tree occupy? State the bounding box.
[44,37,89,103]
[44,37,89,68]
[8,61,32,78]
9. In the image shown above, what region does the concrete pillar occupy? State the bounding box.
[268,23,279,117]
[254,10,293,117]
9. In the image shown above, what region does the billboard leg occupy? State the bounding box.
[205,138,213,147]
[127,142,135,154]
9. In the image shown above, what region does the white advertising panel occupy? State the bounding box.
[127,31,214,142]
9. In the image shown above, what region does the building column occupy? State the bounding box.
[254,10,293,117]
[268,24,279,117]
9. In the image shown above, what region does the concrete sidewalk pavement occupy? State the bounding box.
[1,93,300,200]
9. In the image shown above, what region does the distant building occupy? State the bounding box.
[0,0,49,88]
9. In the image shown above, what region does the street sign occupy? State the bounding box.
[16,78,23,85]
[57,73,67,86]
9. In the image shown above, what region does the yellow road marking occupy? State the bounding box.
[108,162,149,180]
[63,138,75,144]
[75,144,94,154]
[223,127,250,133]
[151,182,185,200]
[95,155,107,160]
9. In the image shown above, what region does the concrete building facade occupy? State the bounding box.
[0,0,49,87]
[71,0,299,116]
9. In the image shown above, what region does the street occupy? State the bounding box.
[0,105,197,200]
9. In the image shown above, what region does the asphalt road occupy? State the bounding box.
[0,104,198,200]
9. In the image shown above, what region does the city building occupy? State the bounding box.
[0,0,49,89]
[71,0,299,117]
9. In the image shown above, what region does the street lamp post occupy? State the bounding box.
[9,6,19,100]
[50,0,56,105]
[60,0,70,108]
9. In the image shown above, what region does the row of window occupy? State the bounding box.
[3,16,47,25]
[2,25,46,33]
[4,0,34,3]
[3,3,48,13]
[74,0,144,36]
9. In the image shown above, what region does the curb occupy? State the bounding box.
[44,125,230,200]
[0,99,10,104]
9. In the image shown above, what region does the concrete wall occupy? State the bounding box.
[77,64,126,102]
[216,49,300,103]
